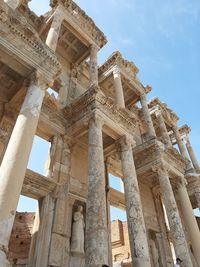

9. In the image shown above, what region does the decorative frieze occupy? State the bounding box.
[0,3,60,81]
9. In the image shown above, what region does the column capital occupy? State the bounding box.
[181,134,188,145]
[140,91,147,100]
[119,135,136,151]
[90,43,99,52]
[89,112,104,128]
[152,163,169,177]
[154,106,162,117]
[25,70,52,90]
[175,176,187,190]
[113,66,121,76]
[171,123,178,132]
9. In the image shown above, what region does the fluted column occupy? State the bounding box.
[176,177,200,266]
[172,125,188,159]
[183,135,200,173]
[85,114,108,267]
[155,109,172,147]
[120,136,151,267]
[89,44,98,87]
[0,72,49,266]
[113,67,125,108]
[152,165,193,266]
[4,0,23,9]
[140,92,156,138]
[46,8,63,51]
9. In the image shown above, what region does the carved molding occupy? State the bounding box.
[64,86,137,133]
[0,3,60,80]
[50,0,107,48]
[118,135,136,151]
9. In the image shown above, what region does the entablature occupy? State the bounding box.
[64,86,138,140]
[149,97,179,129]
[169,124,190,145]
[50,0,107,49]
[0,2,60,81]
[98,51,144,107]
[133,139,187,185]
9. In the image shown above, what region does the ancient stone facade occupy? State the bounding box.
[0,0,200,267]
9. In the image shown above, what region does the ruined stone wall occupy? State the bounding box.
[8,212,35,266]
[111,220,131,266]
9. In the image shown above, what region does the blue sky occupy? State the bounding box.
[18,0,200,220]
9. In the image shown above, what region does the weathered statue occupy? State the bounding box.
[71,205,85,254]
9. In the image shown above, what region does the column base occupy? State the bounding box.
[132,257,151,267]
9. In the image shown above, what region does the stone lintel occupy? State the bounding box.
[107,187,125,210]
[22,169,57,199]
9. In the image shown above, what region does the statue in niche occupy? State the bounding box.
[71,205,85,254]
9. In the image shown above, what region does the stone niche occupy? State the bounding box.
[69,200,86,267]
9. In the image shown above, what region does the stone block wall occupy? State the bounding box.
[8,212,35,266]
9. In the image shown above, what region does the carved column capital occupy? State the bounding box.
[25,70,52,90]
[89,112,104,129]
[90,43,99,53]
[152,163,169,177]
[113,66,121,76]
[181,134,188,145]
[119,135,136,151]
[140,91,147,102]
[154,106,162,117]
[175,176,187,190]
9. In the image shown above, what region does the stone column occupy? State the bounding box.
[183,135,200,173]
[172,125,188,159]
[0,116,15,163]
[176,177,200,265]
[4,0,23,9]
[28,195,55,267]
[0,72,48,266]
[45,135,64,180]
[85,114,108,267]
[152,187,173,266]
[153,165,193,266]
[120,136,151,267]
[155,109,172,147]
[194,190,200,210]
[140,92,156,138]
[46,8,63,51]
[113,67,125,108]
[89,44,98,87]
[105,163,113,267]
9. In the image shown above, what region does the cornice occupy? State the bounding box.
[0,3,60,81]
[163,147,187,173]
[50,0,107,48]
[99,51,139,79]
[179,124,190,136]
[149,97,179,125]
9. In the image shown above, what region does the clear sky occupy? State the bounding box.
[18,0,200,220]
